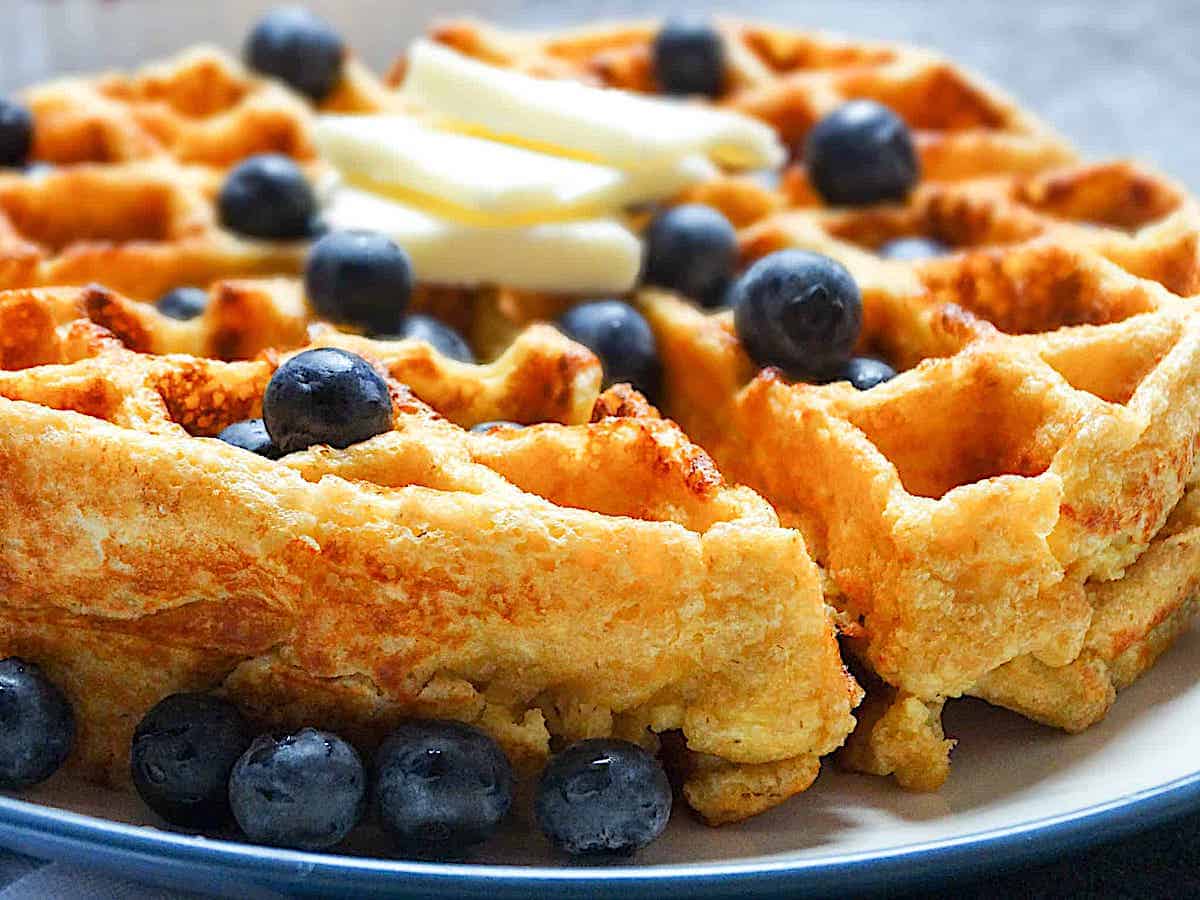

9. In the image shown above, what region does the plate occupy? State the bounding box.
[3,624,1199,898]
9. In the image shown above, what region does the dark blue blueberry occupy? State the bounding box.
[558,301,660,400]
[229,728,366,850]
[842,357,897,390]
[218,154,317,240]
[217,418,282,460]
[0,658,74,790]
[0,100,33,169]
[373,720,514,855]
[644,204,738,308]
[535,739,671,856]
[804,100,919,206]
[130,694,252,828]
[245,7,345,102]
[376,314,474,364]
[732,249,863,380]
[304,230,412,335]
[155,286,209,321]
[652,19,726,98]
[263,348,393,453]
[878,236,950,261]
[470,421,523,434]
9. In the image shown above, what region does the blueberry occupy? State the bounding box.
[218,154,317,240]
[842,357,897,390]
[0,658,74,790]
[652,19,726,98]
[0,100,33,168]
[534,739,671,856]
[229,728,366,850]
[304,231,412,335]
[470,421,523,434]
[376,315,474,364]
[644,204,738,308]
[131,694,252,828]
[217,418,282,460]
[155,286,208,321]
[245,7,345,102]
[878,236,950,261]
[373,720,514,855]
[558,301,660,400]
[732,249,863,380]
[804,100,919,206]
[263,348,393,453]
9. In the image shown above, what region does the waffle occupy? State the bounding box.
[6,14,1200,811]
[0,283,860,826]
[416,21,1200,789]
[0,45,398,301]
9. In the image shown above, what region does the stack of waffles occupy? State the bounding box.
[1,16,1198,825]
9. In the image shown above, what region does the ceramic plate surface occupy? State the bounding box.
[2,624,1199,898]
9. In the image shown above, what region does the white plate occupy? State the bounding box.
[2,623,1198,898]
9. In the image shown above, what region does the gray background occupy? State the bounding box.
[1,1,1199,897]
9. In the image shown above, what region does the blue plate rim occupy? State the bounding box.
[2,766,1199,897]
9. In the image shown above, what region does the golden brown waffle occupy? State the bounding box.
[1,46,398,301]
[0,283,860,826]
[8,16,1200,807]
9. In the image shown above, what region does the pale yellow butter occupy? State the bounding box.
[314,114,716,226]
[401,39,785,172]
[323,185,643,294]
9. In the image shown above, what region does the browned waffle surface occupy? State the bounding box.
[0,285,860,825]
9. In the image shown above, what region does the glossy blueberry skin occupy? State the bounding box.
[217,419,282,460]
[732,249,863,380]
[304,231,412,335]
[218,154,318,240]
[376,314,475,364]
[263,348,393,454]
[558,301,661,400]
[535,739,672,856]
[470,421,523,434]
[229,728,366,850]
[804,100,919,206]
[244,7,345,102]
[131,694,253,829]
[155,286,209,321]
[878,236,950,261]
[0,99,33,168]
[373,720,514,855]
[644,204,738,308]
[843,357,897,391]
[0,658,74,790]
[652,19,726,98]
